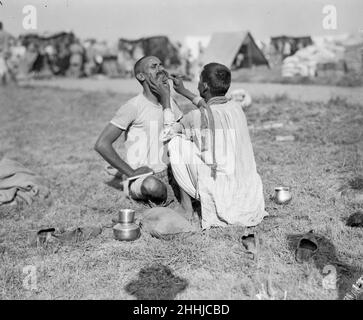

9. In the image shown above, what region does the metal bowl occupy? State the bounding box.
[113,222,140,241]
[118,209,135,224]
[274,187,292,204]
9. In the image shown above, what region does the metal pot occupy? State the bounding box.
[113,209,141,241]
[113,222,141,241]
[274,187,292,204]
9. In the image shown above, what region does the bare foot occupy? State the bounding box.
[180,189,201,230]
[180,188,193,214]
[189,214,202,231]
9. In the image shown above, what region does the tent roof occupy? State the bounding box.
[119,35,170,44]
[271,35,312,41]
[20,31,74,40]
[202,31,269,68]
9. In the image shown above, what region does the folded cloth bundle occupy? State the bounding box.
[137,207,199,240]
[0,158,50,206]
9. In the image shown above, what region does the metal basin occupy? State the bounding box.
[274,187,292,204]
[113,222,141,241]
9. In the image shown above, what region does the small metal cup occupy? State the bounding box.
[118,209,135,224]
[274,187,292,204]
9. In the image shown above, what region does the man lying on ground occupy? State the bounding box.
[94,56,184,205]
[147,62,268,229]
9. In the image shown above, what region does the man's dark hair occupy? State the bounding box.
[0,22,3,30]
[201,62,231,96]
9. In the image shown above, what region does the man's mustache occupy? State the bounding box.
[156,70,169,78]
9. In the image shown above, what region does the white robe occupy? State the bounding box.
[165,99,268,229]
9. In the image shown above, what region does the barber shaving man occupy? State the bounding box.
[147,62,268,229]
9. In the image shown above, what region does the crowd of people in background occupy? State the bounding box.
[0,21,200,85]
[0,21,15,84]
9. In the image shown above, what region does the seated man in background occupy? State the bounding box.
[148,62,268,229]
[94,56,183,204]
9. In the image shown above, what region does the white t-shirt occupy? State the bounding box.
[110,93,182,173]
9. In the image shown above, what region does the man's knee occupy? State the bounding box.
[141,176,167,203]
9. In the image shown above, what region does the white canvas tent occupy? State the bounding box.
[201,31,269,69]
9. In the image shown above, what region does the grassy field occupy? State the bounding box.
[0,84,362,300]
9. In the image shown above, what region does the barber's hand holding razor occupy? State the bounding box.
[169,74,187,95]
[169,74,201,104]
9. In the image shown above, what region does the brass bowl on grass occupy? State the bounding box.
[274,187,292,204]
[113,209,141,241]
[113,222,141,241]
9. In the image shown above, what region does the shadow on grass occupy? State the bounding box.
[287,233,363,300]
[125,264,188,300]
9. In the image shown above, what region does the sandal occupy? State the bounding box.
[52,226,102,243]
[241,233,259,260]
[346,211,363,228]
[30,226,102,246]
[29,228,56,247]
[295,231,318,263]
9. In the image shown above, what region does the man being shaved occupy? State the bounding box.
[94,56,183,204]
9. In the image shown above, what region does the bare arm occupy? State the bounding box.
[169,75,200,104]
[94,123,135,177]
[94,123,153,177]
